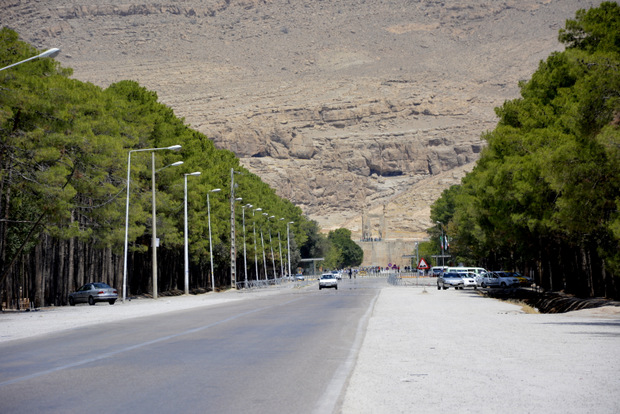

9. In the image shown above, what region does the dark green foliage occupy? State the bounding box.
[0,28,318,306]
[327,228,363,269]
[558,1,620,53]
[430,3,620,299]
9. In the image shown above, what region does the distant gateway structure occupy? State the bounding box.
[361,204,387,242]
[358,204,417,268]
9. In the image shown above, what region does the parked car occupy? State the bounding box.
[459,272,478,289]
[319,273,338,290]
[69,283,118,306]
[437,272,464,290]
[473,272,487,287]
[480,272,520,288]
[508,272,533,287]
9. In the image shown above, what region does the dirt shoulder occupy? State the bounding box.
[340,286,620,414]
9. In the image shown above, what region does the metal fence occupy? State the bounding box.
[388,272,436,287]
[235,275,320,290]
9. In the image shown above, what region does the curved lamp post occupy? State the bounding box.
[123,144,181,303]
[252,207,262,281]
[152,159,184,299]
[183,171,201,295]
[267,215,277,280]
[261,213,269,280]
[278,218,285,278]
[229,169,242,289]
[208,188,221,292]
[436,221,444,267]
[287,221,294,278]
[241,204,252,288]
[0,48,60,72]
[231,196,242,289]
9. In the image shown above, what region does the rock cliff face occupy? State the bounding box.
[2,0,604,238]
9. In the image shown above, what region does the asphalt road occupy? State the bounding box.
[0,278,382,414]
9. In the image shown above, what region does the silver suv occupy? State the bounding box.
[481,272,520,288]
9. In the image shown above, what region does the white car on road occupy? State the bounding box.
[319,273,338,290]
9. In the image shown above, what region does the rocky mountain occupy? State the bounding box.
[1,0,605,239]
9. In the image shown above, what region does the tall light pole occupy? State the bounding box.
[267,215,277,280]
[261,213,268,280]
[123,144,181,303]
[152,158,183,299]
[278,218,285,278]
[241,204,252,288]
[436,221,444,267]
[415,241,419,273]
[0,48,60,72]
[252,207,262,281]
[287,221,294,278]
[232,196,243,288]
[230,169,242,289]
[208,188,221,292]
[183,171,201,295]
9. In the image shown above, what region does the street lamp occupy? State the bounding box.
[183,171,201,295]
[152,158,183,299]
[208,188,221,292]
[230,169,242,289]
[0,48,61,72]
[231,196,243,289]
[122,144,181,303]
[436,221,444,267]
[278,218,285,279]
[267,215,277,281]
[241,204,252,288]
[252,207,262,281]
[261,213,269,280]
[287,221,294,278]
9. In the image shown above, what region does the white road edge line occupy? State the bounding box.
[312,287,382,414]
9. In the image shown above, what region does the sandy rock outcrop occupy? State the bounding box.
[2,0,606,238]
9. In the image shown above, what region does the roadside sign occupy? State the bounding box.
[417,258,430,270]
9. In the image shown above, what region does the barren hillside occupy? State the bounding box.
[1,0,605,239]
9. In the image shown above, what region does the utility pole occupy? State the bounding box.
[436,221,445,267]
[230,168,237,289]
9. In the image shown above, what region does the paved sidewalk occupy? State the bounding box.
[340,285,620,414]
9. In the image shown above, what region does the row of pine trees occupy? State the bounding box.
[429,3,620,300]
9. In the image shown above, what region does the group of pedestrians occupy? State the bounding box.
[345,268,357,279]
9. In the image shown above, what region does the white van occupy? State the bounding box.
[447,267,487,275]
[430,266,448,276]
[447,267,487,285]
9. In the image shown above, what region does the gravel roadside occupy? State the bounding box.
[340,285,620,414]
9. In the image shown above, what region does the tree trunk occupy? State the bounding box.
[68,232,75,296]
[33,236,45,308]
[77,238,85,289]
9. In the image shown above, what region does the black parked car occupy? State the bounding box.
[69,283,118,306]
